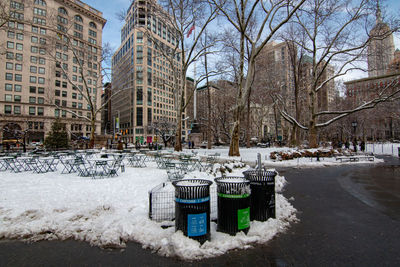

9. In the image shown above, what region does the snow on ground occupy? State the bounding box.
[0,145,390,259]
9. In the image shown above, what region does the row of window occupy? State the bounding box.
[5,73,45,84]
[4,94,45,104]
[4,105,44,116]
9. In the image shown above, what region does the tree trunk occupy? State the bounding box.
[205,43,212,150]
[90,117,95,148]
[309,120,318,148]
[229,119,241,156]
[246,96,251,148]
[175,110,183,151]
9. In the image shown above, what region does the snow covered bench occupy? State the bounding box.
[335,155,374,162]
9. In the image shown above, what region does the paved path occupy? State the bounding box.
[1,157,399,266]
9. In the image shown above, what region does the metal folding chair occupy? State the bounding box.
[4,158,25,173]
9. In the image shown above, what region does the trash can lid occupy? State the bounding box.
[214,176,251,195]
[172,179,213,188]
[242,169,277,182]
[214,176,250,184]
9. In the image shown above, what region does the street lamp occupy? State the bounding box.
[351,121,357,136]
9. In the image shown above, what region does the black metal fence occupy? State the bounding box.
[149,183,217,222]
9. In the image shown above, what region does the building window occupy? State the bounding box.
[15,85,21,92]
[14,95,21,102]
[62,91,67,97]
[15,74,22,81]
[6,73,13,80]
[58,7,67,15]
[5,94,12,102]
[38,87,44,94]
[6,52,14,60]
[16,33,23,40]
[30,86,36,93]
[5,84,12,91]
[89,29,97,37]
[61,110,67,117]
[29,107,36,115]
[15,64,22,71]
[137,86,143,105]
[5,105,12,114]
[30,66,37,73]
[30,76,37,83]
[75,15,82,22]
[74,23,83,31]
[14,106,21,114]
[15,53,23,61]
[31,46,38,53]
[29,96,36,103]
[89,22,97,29]
[34,0,46,6]
[6,62,13,70]
[38,97,44,104]
[31,56,37,63]
[8,31,15,38]
[16,43,23,50]
[58,15,68,24]
[136,107,143,126]
[7,41,14,49]
[38,67,45,74]
[33,7,46,16]
[38,77,45,84]
[37,107,44,116]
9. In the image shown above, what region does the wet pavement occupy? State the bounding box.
[1,156,399,266]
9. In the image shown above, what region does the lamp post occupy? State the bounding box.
[351,121,357,137]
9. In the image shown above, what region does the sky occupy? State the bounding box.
[83,0,400,82]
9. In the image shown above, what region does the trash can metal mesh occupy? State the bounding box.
[172,179,213,244]
[215,177,251,235]
[148,184,217,222]
[243,169,277,221]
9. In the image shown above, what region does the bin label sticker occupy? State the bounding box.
[187,213,207,237]
[238,207,250,230]
[217,193,250,199]
[176,196,210,204]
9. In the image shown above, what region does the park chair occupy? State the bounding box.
[107,158,125,177]
[165,162,185,181]
[4,158,25,173]
[75,158,93,177]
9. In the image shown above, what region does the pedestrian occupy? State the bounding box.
[353,138,358,153]
[345,140,350,149]
[360,140,365,152]
[188,141,191,149]
[117,140,123,150]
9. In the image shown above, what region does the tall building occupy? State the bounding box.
[367,2,395,77]
[0,0,106,144]
[111,0,185,145]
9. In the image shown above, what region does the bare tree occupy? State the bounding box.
[147,0,219,152]
[276,0,400,148]
[34,9,126,148]
[211,0,306,156]
[148,117,176,148]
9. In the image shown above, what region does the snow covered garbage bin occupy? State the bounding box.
[172,179,213,244]
[214,177,251,235]
[243,169,277,221]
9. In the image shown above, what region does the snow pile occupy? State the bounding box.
[0,159,296,260]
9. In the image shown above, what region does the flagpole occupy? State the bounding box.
[193,23,197,121]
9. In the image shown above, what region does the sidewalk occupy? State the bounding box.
[1,157,399,266]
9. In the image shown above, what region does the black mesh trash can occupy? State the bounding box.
[214,177,251,235]
[243,169,277,221]
[172,179,213,244]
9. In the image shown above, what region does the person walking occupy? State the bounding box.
[360,140,365,152]
[353,138,358,153]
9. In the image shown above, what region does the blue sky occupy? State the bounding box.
[84,0,400,82]
[85,0,400,52]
